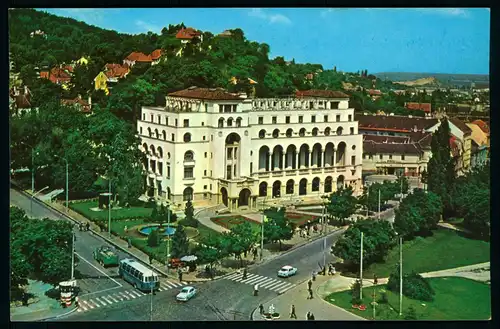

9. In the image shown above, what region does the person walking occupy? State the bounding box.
[328,264,333,275]
[86,222,90,231]
[374,274,378,285]
[253,283,259,296]
[306,311,311,320]
[290,304,297,319]
[309,313,315,320]
[307,279,312,290]
[243,267,248,280]
[312,271,317,281]
[259,304,264,315]
[178,269,183,282]
[149,254,153,265]
[253,248,258,260]
[308,288,314,299]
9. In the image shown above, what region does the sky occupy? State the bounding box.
[39,8,490,75]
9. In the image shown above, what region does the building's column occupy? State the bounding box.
[267,185,273,197]
[308,151,313,168]
[321,150,325,168]
[333,150,337,166]
[229,198,233,212]
[280,185,285,198]
[235,198,239,209]
[249,197,253,210]
[268,153,273,171]
[295,152,299,169]
[281,153,285,170]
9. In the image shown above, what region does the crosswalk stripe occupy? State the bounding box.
[254,277,275,287]
[245,276,266,285]
[170,281,183,287]
[162,282,175,289]
[95,297,108,306]
[230,274,245,282]
[260,279,281,289]
[101,296,113,304]
[278,285,295,294]
[89,299,101,308]
[165,280,182,288]
[132,290,143,297]
[82,300,95,309]
[77,308,82,312]
[118,291,130,300]
[269,282,291,291]
[113,293,124,301]
[181,281,188,285]
[137,290,146,296]
[266,281,289,290]
[158,287,164,292]
[236,274,258,283]
[225,272,241,280]
[124,291,137,299]
[107,295,119,303]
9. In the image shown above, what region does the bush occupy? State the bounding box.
[404,306,418,320]
[387,265,435,302]
[147,229,160,247]
[378,290,389,304]
[350,279,362,304]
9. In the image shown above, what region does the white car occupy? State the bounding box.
[277,265,297,278]
[176,286,197,302]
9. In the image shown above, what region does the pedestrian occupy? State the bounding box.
[178,269,183,282]
[149,254,153,265]
[332,266,336,275]
[259,304,264,315]
[290,304,297,319]
[253,248,257,260]
[75,296,79,308]
[243,267,248,280]
[310,313,315,320]
[328,264,333,275]
[124,225,128,233]
[308,288,314,299]
[86,222,90,231]
[253,283,259,296]
[127,238,132,248]
[312,271,316,281]
[306,311,311,320]
[374,274,378,285]
[307,279,312,290]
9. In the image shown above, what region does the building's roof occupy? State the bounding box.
[466,123,489,147]
[368,89,382,96]
[40,71,49,79]
[363,135,411,144]
[449,117,472,135]
[363,140,422,155]
[48,67,72,83]
[295,90,349,99]
[355,113,438,132]
[449,135,461,157]
[305,73,314,80]
[168,86,243,100]
[125,52,152,62]
[405,102,431,113]
[104,64,130,79]
[151,49,163,60]
[218,30,232,37]
[61,97,91,113]
[176,27,201,40]
[471,119,490,134]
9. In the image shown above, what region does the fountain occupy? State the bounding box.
[139,225,176,237]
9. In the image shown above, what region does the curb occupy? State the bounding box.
[314,280,366,321]
[33,305,79,322]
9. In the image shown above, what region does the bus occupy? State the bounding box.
[118,258,160,292]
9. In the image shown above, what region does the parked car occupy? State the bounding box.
[176,286,197,302]
[93,246,119,267]
[277,265,298,278]
[168,258,185,269]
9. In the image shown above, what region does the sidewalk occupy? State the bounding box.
[251,274,364,321]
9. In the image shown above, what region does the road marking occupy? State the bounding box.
[118,291,130,300]
[158,287,164,292]
[89,299,100,308]
[269,282,290,291]
[260,279,282,289]
[95,297,107,306]
[278,285,295,294]
[82,300,94,309]
[127,290,140,298]
[136,290,146,296]
[236,274,258,283]
[74,252,122,288]
[181,281,188,285]
[101,296,113,304]
[224,272,241,280]
[255,277,274,287]
[246,276,268,285]
[79,286,122,298]
[168,280,183,288]
[108,295,119,303]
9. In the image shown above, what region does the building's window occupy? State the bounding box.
[336,127,343,135]
[272,116,277,124]
[204,152,208,158]
[324,127,331,136]
[158,163,163,175]
[250,162,253,174]
[205,104,208,112]
[298,116,303,123]
[286,128,293,137]
[158,115,161,124]
[204,170,207,176]
[309,101,314,109]
[184,167,194,179]
[299,128,306,137]
[210,170,212,176]
[259,129,266,139]
[324,115,328,122]
[389,155,393,160]
[162,131,166,140]
[351,156,356,165]
[380,154,383,160]
[150,160,156,173]
[285,116,290,124]
[224,105,232,113]
[140,127,143,134]
[331,102,339,109]
[226,165,232,179]
[274,101,277,107]
[211,152,213,158]
[348,114,352,121]
[363,154,366,159]
[272,129,280,138]
[219,105,223,113]
[184,151,194,161]
[227,118,233,127]
[204,185,207,190]
[183,119,189,127]
[369,155,373,160]
[203,193,208,199]
[258,117,264,124]
[167,166,170,178]
[175,119,178,126]
[166,117,169,126]
[402,154,406,160]
[211,135,214,141]
[350,127,355,135]
[311,115,316,123]
[210,184,212,190]
[218,118,224,128]
[183,187,193,201]
[227,148,233,160]
[183,133,192,143]
[312,128,319,136]
[336,115,340,122]
[150,114,153,122]
[203,136,206,141]
[202,122,205,126]
[142,113,146,120]
[234,164,237,176]
[171,133,175,141]
[232,105,237,112]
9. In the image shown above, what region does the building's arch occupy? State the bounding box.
[272,180,281,198]
[325,142,335,166]
[218,117,225,128]
[286,179,294,194]
[184,150,194,161]
[227,117,234,127]
[312,177,320,192]
[167,187,171,200]
[148,127,152,137]
[142,143,148,153]
[258,146,270,171]
[259,182,268,197]
[236,117,242,127]
[311,143,322,167]
[220,187,228,207]
[272,129,280,138]
[337,175,345,190]
[336,126,343,136]
[272,145,284,170]
[299,144,310,168]
[325,176,333,193]
[162,130,166,140]
[324,127,331,136]
[183,133,192,143]
[259,129,266,139]
[157,146,163,158]
[285,144,297,169]
[286,128,293,138]
[238,188,251,207]
[183,187,193,201]
[154,129,159,139]
[336,142,346,166]
[299,128,306,137]
[299,178,307,196]
[150,145,156,156]
[312,127,319,137]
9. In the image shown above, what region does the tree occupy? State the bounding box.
[387,264,435,302]
[350,279,362,304]
[427,119,455,217]
[158,203,177,226]
[262,208,295,251]
[171,224,189,258]
[180,199,198,227]
[150,203,159,222]
[226,221,258,267]
[194,234,229,277]
[326,186,358,225]
[147,228,160,247]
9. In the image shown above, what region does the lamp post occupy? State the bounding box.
[166,203,171,274]
[31,186,49,213]
[55,155,69,212]
[150,270,154,321]
[20,142,38,205]
[260,197,267,261]
[399,236,403,316]
[71,231,75,280]
[360,231,364,300]
[108,176,111,238]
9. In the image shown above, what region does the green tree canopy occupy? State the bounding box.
[326,186,358,225]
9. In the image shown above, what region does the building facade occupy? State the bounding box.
[138,87,363,210]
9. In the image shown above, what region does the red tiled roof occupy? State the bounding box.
[40,71,49,79]
[61,97,91,113]
[125,52,152,62]
[104,64,130,79]
[405,102,431,113]
[296,90,349,99]
[48,67,72,83]
[176,27,201,40]
[363,140,422,155]
[471,119,489,134]
[363,135,411,144]
[168,87,243,100]
[449,117,472,135]
[368,89,382,96]
[355,113,438,133]
[151,49,163,60]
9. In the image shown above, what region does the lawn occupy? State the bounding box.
[342,228,490,278]
[70,200,153,221]
[195,223,223,241]
[210,215,261,233]
[326,277,491,320]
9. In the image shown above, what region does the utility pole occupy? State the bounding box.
[366,186,370,217]
[150,270,154,321]
[378,189,381,220]
[400,177,403,203]
[64,158,69,212]
[260,197,266,261]
[166,204,170,274]
[71,232,75,280]
[31,148,35,193]
[399,236,403,316]
[360,232,364,300]
[108,177,111,238]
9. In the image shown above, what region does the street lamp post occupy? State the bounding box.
[150,270,154,321]
[166,203,171,274]
[55,155,69,212]
[260,197,267,261]
[71,231,75,280]
[31,186,49,213]
[399,236,403,316]
[360,231,364,300]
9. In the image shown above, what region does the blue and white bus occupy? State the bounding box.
[118,258,160,292]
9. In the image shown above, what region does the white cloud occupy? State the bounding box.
[248,8,291,25]
[135,20,162,34]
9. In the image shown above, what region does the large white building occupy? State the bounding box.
[138,87,363,211]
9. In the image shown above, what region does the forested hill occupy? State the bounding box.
[9,8,407,121]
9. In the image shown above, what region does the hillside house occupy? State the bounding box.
[368,89,382,100]
[76,56,89,66]
[123,50,163,67]
[218,30,232,37]
[405,102,432,117]
[466,122,490,168]
[9,86,35,116]
[61,96,92,114]
[94,64,130,95]
[40,66,73,89]
[30,30,47,38]
[175,27,202,44]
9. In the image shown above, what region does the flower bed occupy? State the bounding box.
[285,212,319,227]
[210,215,261,232]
